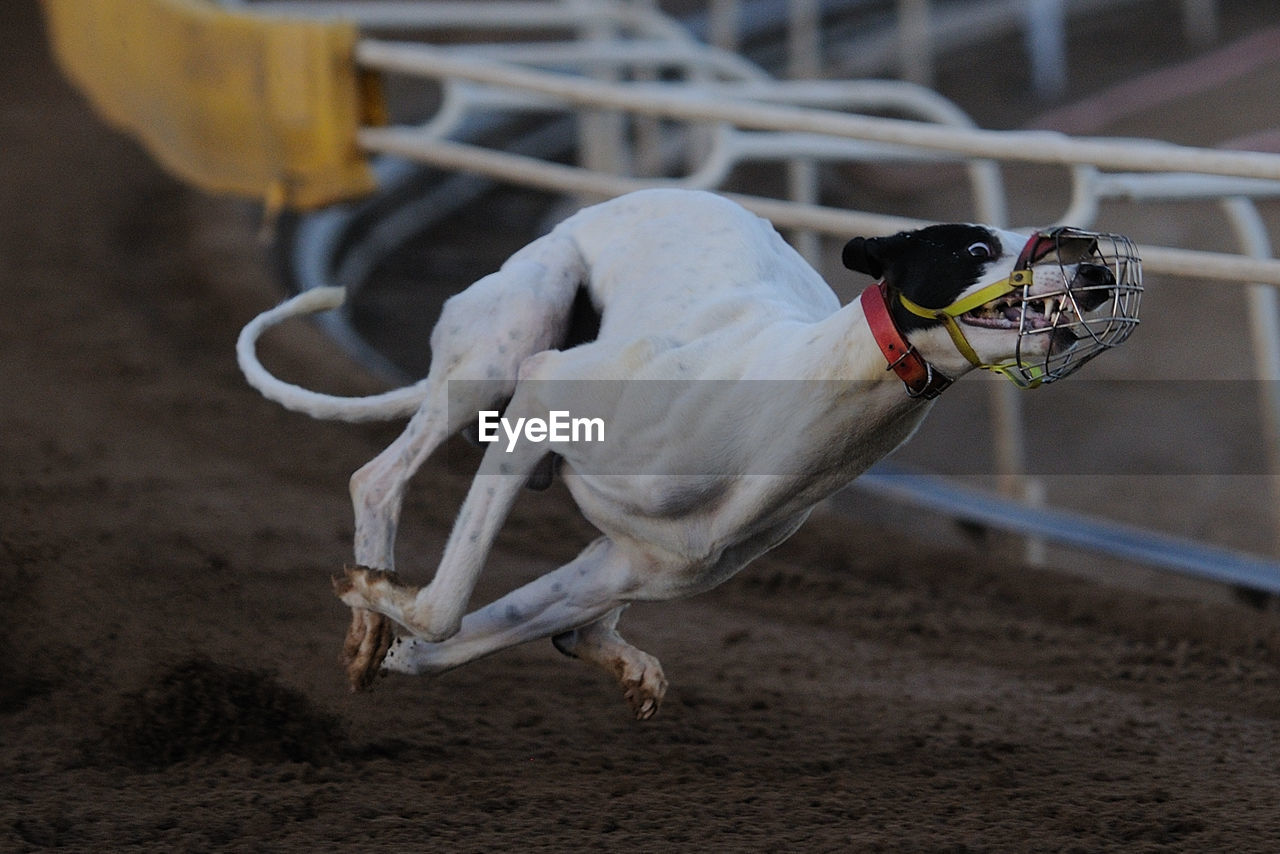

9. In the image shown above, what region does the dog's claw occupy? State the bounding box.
[620,661,668,721]
[335,566,401,691]
[341,606,394,692]
[625,682,663,720]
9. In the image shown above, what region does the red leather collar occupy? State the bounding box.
[859,281,952,400]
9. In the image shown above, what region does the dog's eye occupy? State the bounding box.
[967,242,994,259]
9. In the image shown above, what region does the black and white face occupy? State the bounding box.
[843,223,1116,378]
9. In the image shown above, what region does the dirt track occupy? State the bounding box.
[6,1,1280,850]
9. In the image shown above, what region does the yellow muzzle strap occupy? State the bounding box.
[897,270,1046,388]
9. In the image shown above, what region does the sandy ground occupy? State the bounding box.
[6,1,1280,850]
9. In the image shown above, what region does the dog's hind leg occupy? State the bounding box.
[349,232,587,572]
[341,348,510,690]
[342,384,459,691]
[552,606,668,719]
[340,384,557,642]
[341,233,587,690]
[381,538,666,717]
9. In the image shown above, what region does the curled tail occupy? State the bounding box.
[236,287,428,422]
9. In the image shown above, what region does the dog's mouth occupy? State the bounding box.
[959,293,1061,331]
[959,263,1117,335]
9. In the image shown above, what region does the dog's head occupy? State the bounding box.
[843,223,1141,387]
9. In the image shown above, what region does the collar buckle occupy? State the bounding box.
[861,281,953,400]
[905,360,953,400]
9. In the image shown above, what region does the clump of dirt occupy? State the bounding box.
[95,657,347,768]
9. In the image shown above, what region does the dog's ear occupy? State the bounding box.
[842,233,910,279]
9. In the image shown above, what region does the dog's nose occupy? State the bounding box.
[1071,264,1114,310]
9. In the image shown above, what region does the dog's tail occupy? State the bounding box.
[236,287,428,422]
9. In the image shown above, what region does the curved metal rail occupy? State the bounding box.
[352,41,1280,285]
[851,465,1280,595]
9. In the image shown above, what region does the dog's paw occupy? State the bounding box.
[341,607,394,693]
[619,653,668,721]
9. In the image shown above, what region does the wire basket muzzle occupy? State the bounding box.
[1008,229,1143,387]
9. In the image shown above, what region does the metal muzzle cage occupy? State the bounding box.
[1001,227,1143,388]
[900,227,1143,389]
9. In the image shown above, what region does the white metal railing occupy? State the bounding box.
[352,40,1280,285]
[245,0,1222,103]
[251,0,690,38]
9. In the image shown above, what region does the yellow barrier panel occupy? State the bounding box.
[42,0,380,209]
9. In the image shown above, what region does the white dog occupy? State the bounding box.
[238,188,1139,718]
